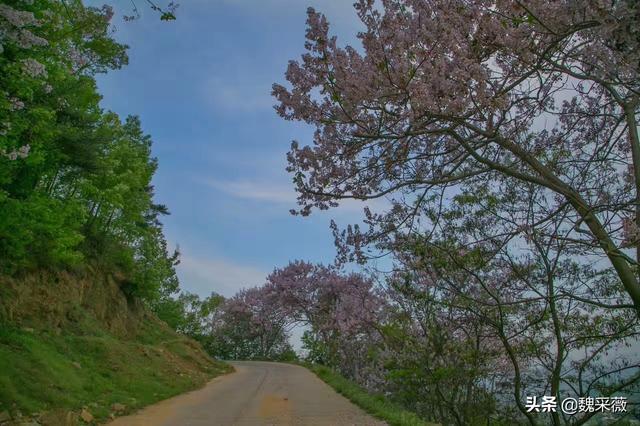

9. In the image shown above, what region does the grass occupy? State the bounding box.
[304,363,438,426]
[0,325,231,423]
[0,268,233,424]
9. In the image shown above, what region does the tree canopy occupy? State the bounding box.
[0,0,179,304]
[273,0,640,311]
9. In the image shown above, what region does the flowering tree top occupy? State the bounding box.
[273,0,640,311]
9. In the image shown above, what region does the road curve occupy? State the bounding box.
[108,361,386,425]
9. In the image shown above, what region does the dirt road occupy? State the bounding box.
[108,361,386,425]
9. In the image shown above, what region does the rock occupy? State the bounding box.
[0,411,11,423]
[21,327,34,333]
[71,362,81,369]
[111,403,126,413]
[79,409,93,423]
[39,409,75,426]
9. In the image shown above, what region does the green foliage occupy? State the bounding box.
[0,1,229,421]
[0,321,230,422]
[0,194,84,271]
[305,363,435,426]
[0,0,180,305]
[152,295,189,332]
[153,292,223,337]
[149,291,298,363]
[204,312,295,361]
[301,330,331,365]
[301,329,343,368]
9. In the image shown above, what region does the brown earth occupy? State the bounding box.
[0,267,155,337]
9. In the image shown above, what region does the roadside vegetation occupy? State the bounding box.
[0,316,230,424]
[0,267,232,424]
[305,363,435,426]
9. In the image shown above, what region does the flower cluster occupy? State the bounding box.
[1,144,30,160]
[0,3,47,50]
[21,58,47,78]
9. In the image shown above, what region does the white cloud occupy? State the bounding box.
[202,177,389,215]
[203,178,296,204]
[177,254,268,297]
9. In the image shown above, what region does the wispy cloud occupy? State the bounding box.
[203,178,296,204]
[202,178,389,214]
[178,254,268,297]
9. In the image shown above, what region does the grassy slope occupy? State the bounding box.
[0,270,232,425]
[305,363,438,426]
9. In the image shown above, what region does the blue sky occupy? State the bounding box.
[96,1,372,297]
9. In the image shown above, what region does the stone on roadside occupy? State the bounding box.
[111,403,126,413]
[79,408,93,423]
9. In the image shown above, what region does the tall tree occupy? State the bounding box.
[0,0,181,307]
[273,0,640,310]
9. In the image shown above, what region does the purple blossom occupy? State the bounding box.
[21,58,47,78]
[8,97,24,110]
[0,4,47,49]
[1,144,30,160]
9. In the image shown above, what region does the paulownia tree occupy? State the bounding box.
[273,0,640,310]
[387,179,640,425]
[266,261,384,377]
[378,267,507,425]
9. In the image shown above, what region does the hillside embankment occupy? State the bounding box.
[0,267,231,425]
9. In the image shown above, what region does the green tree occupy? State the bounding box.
[0,0,183,309]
